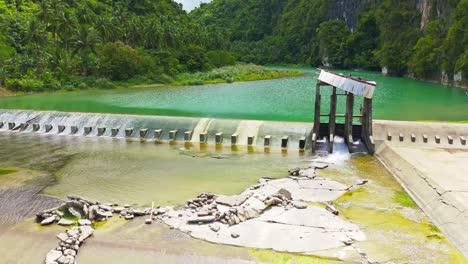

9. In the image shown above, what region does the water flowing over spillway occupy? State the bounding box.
[0,110,313,149]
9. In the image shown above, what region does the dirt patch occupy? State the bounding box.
[0,87,13,97]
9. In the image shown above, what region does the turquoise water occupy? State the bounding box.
[0,67,467,122]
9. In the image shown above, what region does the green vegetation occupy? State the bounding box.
[0,168,19,175]
[193,0,468,85]
[172,64,304,86]
[0,0,298,93]
[394,191,418,208]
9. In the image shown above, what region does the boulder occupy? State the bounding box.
[56,233,69,242]
[57,219,74,226]
[78,226,94,242]
[78,219,91,226]
[63,249,76,257]
[187,216,215,224]
[292,201,308,209]
[41,216,57,226]
[113,207,124,213]
[278,188,292,200]
[209,224,220,232]
[68,207,82,218]
[145,218,153,224]
[57,255,74,264]
[45,250,62,263]
[124,214,134,220]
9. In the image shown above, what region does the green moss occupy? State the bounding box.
[0,168,19,175]
[394,191,418,208]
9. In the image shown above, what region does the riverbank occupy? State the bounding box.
[0,87,12,97]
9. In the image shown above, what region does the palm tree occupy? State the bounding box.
[70,26,100,75]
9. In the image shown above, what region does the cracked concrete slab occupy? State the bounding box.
[376,142,468,257]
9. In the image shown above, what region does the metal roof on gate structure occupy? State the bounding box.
[318,70,377,99]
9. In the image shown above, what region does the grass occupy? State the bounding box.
[394,190,418,208]
[172,64,305,86]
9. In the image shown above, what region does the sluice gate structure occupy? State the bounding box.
[312,70,376,155]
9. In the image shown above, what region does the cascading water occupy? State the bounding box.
[0,110,314,150]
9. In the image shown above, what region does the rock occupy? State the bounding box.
[156,207,167,215]
[78,226,94,242]
[68,207,82,218]
[113,207,124,213]
[278,188,292,200]
[216,193,252,207]
[145,218,153,224]
[56,233,69,242]
[209,224,220,232]
[292,201,308,209]
[124,214,134,220]
[132,209,146,216]
[98,204,112,211]
[45,250,62,263]
[63,249,76,257]
[288,168,301,176]
[231,233,240,238]
[41,216,57,226]
[123,204,130,208]
[78,219,91,226]
[57,219,74,226]
[95,209,113,218]
[67,228,80,238]
[57,255,74,264]
[258,177,271,184]
[212,155,225,159]
[187,216,216,224]
[313,163,329,170]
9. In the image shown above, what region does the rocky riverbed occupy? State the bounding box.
[37,163,371,264]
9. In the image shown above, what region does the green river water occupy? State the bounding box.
[0,67,467,122]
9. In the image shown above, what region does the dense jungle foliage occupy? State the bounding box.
[0,0,466,92]
[193,0,467,82]
[0,0,234,92]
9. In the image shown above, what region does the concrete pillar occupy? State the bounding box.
[411,134,416,143]
[344,93,354,152]
[70,126,78,134]
[231,133,238,145]
[460,136,466,145]
[154,129,163,140]
[299,137,306,150]
[328,134,334,153]
[20,123,29,130]
[125,128,134,137]
[169,130,178,141]
[0,121,3,129]
[184,131,192,141]
[423,134,428,143]
[140,129,148,138]
[448,136,453,144]
[387,132,392,141]
[8,122,15,130]
[312,83,322,153]
[264,135,272,147]
[111,128,119,137]
[98,127,106,136]
[281,136,289,148]
[84,127,92,135]
[58,125,66,133]
[33,123,40,132]
[399,133,404,142]
[199,132,208,143]
[435,135,441,144]
[329,87,337,145]
[215,133,223,144]
[247,136,255,146]
[45,124,53,133]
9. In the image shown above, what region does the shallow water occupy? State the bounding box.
[0,131,465,263]
[1,67,467,122]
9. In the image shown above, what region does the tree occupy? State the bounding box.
[317,20,350,68]
[97,41,143,81]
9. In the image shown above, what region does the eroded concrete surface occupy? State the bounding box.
[377,142,468,257]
